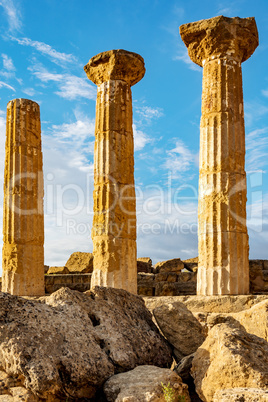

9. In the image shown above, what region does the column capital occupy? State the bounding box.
[180,15,258,66]
[84,49,145,86]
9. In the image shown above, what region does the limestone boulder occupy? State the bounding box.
[183,257,198,272]
[0,287,172,400]
[137,257,152,273]
[65,251,93,273]
[191,322,268,401]
[144,295,267,317]
[213,388,268,402]
[46,266,69,275]
[154,258,184,274]
[103,365,190,402]
[174,353,195,381]
[153,302,205,361]
[199,298,268,342]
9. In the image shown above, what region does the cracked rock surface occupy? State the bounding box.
[0,287,172,400]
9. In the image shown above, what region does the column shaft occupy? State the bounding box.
[198,57,249,295]
[91,80,137,293]
[2,99,45,296]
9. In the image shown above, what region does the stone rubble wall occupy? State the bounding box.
[1,257,267,295]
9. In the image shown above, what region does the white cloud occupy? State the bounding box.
[173,47,201,72]
[42,114,95,265]
[29,64,63,82]
[51,110,95,145]
[55,75,96,100]
[216,2,236,17]
[164,139,197,178]
[47,110,95,172]
[135,105,163,123]
[0,81,15,91]
[22,88,36,97]
[29,64,96,101]
[12,37,77,65]
[0,0,22,32]
[246,127,268,172]
[2,54,15,71]
[133,123,151,151]
[244,100,268,126]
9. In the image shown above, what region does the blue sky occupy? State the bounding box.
[0,0,267,270]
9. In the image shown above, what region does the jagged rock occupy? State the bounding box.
[0,287,172,400]
[46,266,69,275]
[191,322,268,401]
[153,302,205,361]
[0,386,40,401]
[174,353,195,381]
[65,251,94,273]
[103,365,190,402]
[154,258,184,273]
[137,257,152,273]
[205,298,268,342]
[144,296,268,321]
[183,257,198,272]
[213,388,268,402]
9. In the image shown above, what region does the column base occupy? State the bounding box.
[2,243,45,296]
[92,236,137,294]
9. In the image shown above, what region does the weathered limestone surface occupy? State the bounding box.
[0,287,172,400]
[65,251,93,273]
[191,322,268,401]
[154,258,184,273]
[46,266,69,275]
[103,365,190,402]
[2,99,44,296]
[144,295,267,314]
[213,388,268,402]
[180,16,258,295]
[137,257,152,273]
[153,302,205,360]
[84,50,145,293]
[201,298,268,342]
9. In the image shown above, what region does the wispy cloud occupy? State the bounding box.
[29,63,96,101]
[135,105,163,123]
[164,139,197,178]
[47,110,95,172]
[173,46,201,72]
[133,103,164,151]
[22,88,36,97]
[11,37,77,65]
[244,100,268,126]
[55,75,96,100]
[246,127,268,172]
[0,0,22,32]
[216,2,236,17]
[51,110,95,144]
[0,80,15,91]
[133,123,151,151]
[2,54,15,71]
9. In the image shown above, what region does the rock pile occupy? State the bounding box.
[0,287,172,401]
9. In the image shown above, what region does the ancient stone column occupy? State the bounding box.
[2,99,45,296]
[180,16,258,295]
[84,49,145,293]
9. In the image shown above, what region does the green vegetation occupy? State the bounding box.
[161,382,186,402]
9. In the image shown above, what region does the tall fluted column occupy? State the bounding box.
[2,99,45,296]
[180,16,258,295]
[84,49,145,293]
